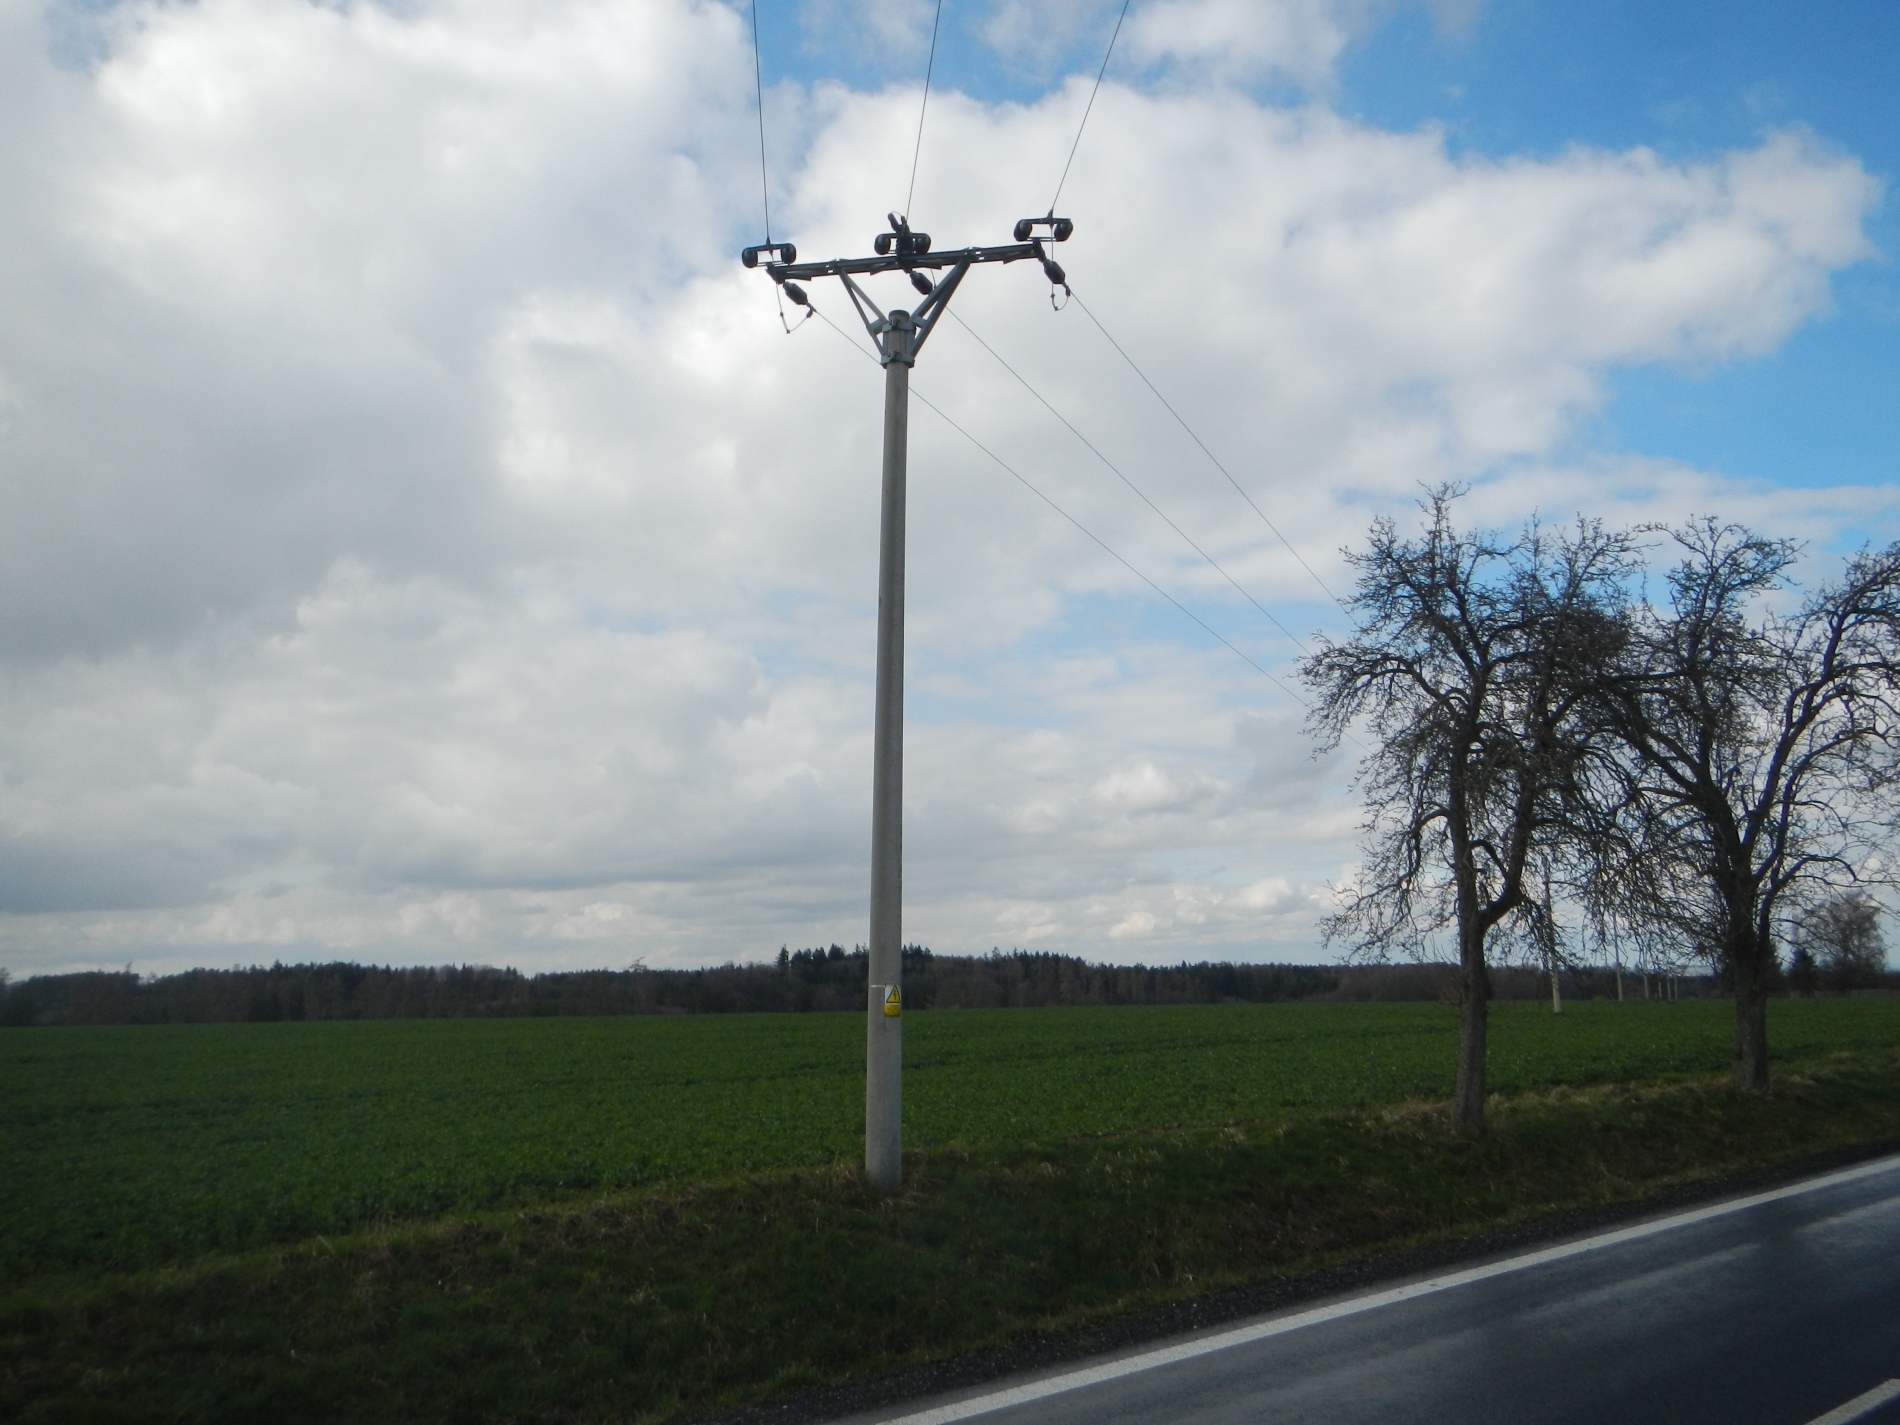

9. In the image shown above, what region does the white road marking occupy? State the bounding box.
[1804,1380,1900,1425]
[869,1151,1900,1425]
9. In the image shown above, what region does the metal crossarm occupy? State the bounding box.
[765,241,1042,282]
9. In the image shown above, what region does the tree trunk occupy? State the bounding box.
[1720,890,1774,1092]
[1452,934,1489,1136]
[1731,955,1771,1094]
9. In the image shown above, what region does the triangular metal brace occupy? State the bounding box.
[840,261,972,366]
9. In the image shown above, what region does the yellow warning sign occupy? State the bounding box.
[882,985,902,1017]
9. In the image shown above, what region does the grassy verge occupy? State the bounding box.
[7,1047,1900,1425]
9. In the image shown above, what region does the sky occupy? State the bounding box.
[0,0,1894,978]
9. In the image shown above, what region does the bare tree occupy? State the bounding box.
[1797,891,1890,993]
[1594,524,1900,1091]
[1302,492,1632,1135]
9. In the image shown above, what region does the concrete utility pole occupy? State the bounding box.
[864,309,912,1193]
[744,214,1072,1192]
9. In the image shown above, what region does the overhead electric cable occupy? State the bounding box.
[915,389,1307,703]
[1047,0,1131,216]
[947,310,1311,655]
[904,0,947,221]
[1071,291,1350,612]
[750,0,773,242]
[811,308,1307,705]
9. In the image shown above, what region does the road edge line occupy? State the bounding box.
[873,1150,1900,1425]
[1804,1379,1900,1425]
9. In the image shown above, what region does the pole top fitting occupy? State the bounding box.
[879,309,918,367]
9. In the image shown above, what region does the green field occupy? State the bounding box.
[8,999,1900,1424]
[7,997,1900,1281]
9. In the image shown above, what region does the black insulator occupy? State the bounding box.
[783,282,810,307]
[1014,217,1074,243]
[1042,258,1066,286]
[909,271,934,296]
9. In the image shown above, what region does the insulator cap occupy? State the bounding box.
[1013,217,1074,243]
[876,230,931,257]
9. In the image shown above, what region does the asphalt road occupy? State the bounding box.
[841,1154,1900,1425]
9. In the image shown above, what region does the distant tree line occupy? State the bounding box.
[0,949,1752,1028]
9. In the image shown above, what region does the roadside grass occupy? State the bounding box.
[5,1045,1900,1425]
[8,998,1900,1280]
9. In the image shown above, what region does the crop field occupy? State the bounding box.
[6,997,1899,1281]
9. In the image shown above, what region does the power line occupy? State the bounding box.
[1047,0,1131,216]
[904,0,947,221]
[749,0,772,242]
[946,310,1312,656]
[1071,291,1350,613]
[811,307,1308,706]
[918,389,1307,704]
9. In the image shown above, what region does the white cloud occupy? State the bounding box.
[0,0,753,658]
[980,0,1123,74]
[1125,0,1357,87]
[1118,0,1488,90]
[0,0,1887,976]
[802,0,938,69]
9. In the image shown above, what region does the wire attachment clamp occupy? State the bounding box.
[1012,216,1074,304]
